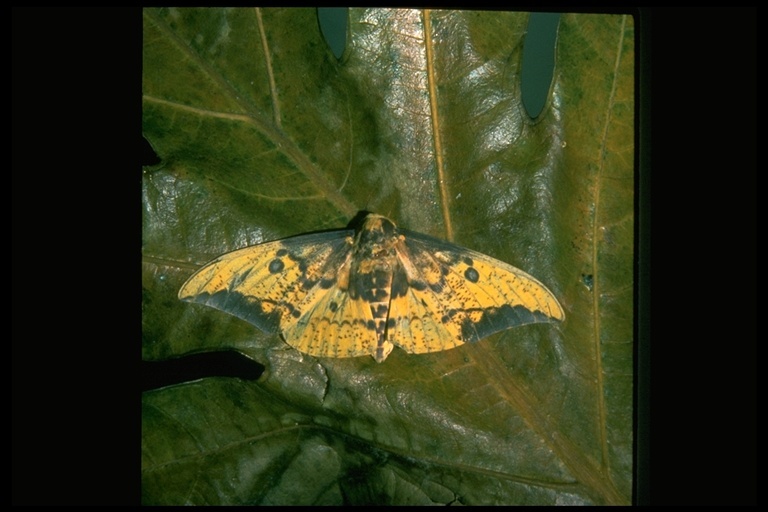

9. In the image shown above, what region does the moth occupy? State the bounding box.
[178,213,564,363]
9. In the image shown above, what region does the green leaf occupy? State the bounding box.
[142,8,634,505]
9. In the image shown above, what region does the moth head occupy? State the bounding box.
[360,213,396,231]
[356,214,400,258]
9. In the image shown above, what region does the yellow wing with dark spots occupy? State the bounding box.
[283,283,380,359]
[179,214,563,363]
[178,230,354,338]
[387,230,564,355]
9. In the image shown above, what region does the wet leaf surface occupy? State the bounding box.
[142,8,634,505]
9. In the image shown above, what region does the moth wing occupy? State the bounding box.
[388,230,564,355]
[178,230,355,337]
[283,282,380,359]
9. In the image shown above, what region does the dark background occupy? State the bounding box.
[12,7,755,506]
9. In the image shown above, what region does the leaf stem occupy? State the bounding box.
[423,10,454,241]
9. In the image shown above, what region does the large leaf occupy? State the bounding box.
[142,8,634,505]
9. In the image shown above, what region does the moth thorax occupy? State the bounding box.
[356,236,398,261]
[355,253,395,274]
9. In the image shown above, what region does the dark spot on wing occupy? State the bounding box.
[320,277,336,289]
[408,279,427,291]
[268,258,284,274]
[464,266,479,283]
[300,277,318,290]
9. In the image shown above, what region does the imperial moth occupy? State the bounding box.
[178,214,564,363]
